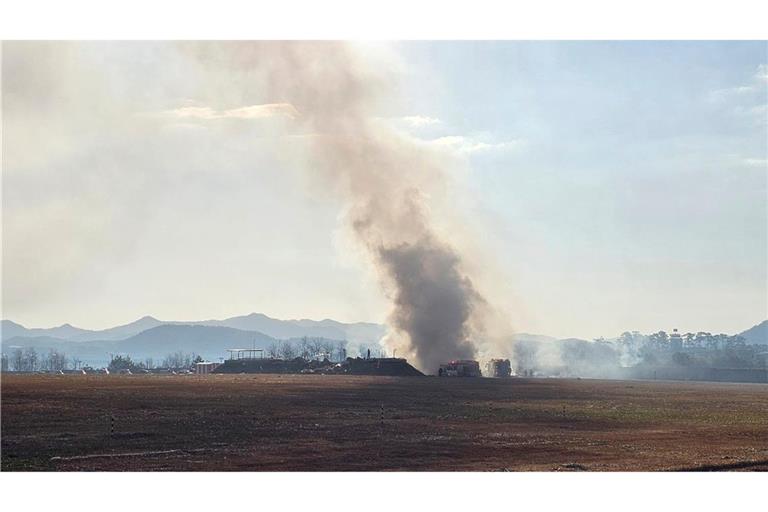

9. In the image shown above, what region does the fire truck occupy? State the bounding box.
[485,358,512,378]
[438,360,482,377]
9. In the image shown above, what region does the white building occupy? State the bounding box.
[194,361,220,375]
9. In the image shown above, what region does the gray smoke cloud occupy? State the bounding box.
[195,42,488,373]
[378,236,483,371]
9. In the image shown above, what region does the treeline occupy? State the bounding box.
[0,348,208,373]
[108,352,203,372]
[263,337,389,361]
[512,329,765,377]
[0,339,387,373]
[2,348,80,372]
[614,331,748,351]
[576,330,760,371]
[266,337,348,361]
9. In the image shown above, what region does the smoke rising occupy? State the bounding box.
[378,236,482,372]
[211,42,488,373]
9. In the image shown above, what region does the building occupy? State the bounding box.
[226,348,264,360]
[194,361,221,375]
[438,360,482,377]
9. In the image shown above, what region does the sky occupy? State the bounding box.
[2,41,766,339]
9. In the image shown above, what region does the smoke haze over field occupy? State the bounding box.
[3,41,765,346]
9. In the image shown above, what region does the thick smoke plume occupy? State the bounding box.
[203,42,487,373]
[378,236,483,372]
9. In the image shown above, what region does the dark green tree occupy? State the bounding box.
[108,354,135,372]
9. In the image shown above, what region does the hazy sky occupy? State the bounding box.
[2,41,766,339]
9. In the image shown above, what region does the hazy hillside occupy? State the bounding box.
[199,313,386,344]
[740,320,768,345]
[295,318,386,345]
[113,324,275,359]
[511,333,559,343]
[1,320,90,341]
[1,320,27,340]
[2,325,280,367]
[71,315,165,341]
[2,313,386,345]
[2,335,81,350]
[3,316,167,342]
[198,313,344,340]
[2,336,120,365]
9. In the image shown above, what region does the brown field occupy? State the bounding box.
[2,374,767,471]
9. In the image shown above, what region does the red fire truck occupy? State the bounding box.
[438,360,482,377]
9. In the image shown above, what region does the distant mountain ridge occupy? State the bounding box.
[1,313,386,345]
[1,320,92,341]
[1,324,281,367]
[71,315,165,341]
[739,320,768,345]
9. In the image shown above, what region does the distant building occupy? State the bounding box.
[226,348,264,360]
[195,361,220,375]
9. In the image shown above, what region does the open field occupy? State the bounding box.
[2,374,767,471]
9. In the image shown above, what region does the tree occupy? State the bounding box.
[618,331,634,345]
[42,349,68,371]
[335,340,348,362]
[320,340,335,360]
[11,349,24,371]
[70,356,82,370]
[279,341,296,359]
[183,353,196,368]
[310,338,324,359]
[696,332,716,350]
[108,354,135,372]
[267,341,279,359]
[648,331,669,350]
[40,351,51,371]
[23,347,39,371]
[299,337,310,360]
[160,351,198,369]
[1,353,8,372]
[164,352,182,368]
[726,335,747,350]
[713,333,730,350]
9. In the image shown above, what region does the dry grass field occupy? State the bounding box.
[2,374,767,471]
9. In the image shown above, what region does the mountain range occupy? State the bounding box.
[2,312,385,344]
[1,313,387,367]
[2,314,765,367]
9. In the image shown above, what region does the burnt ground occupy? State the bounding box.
[1,374,767,471]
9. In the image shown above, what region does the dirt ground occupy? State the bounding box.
[2,374,767,471]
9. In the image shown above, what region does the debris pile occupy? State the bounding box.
[212,357,424,377]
